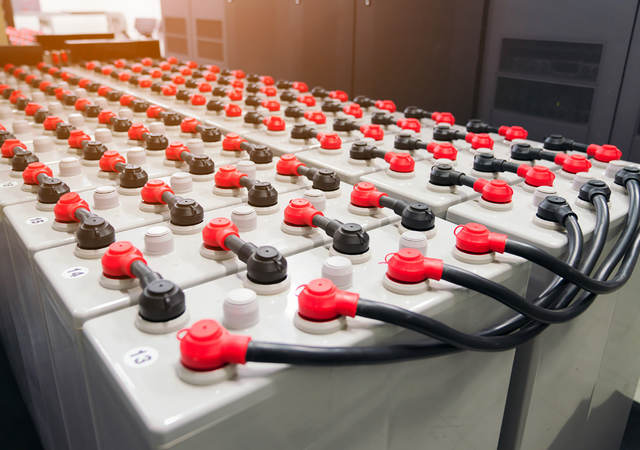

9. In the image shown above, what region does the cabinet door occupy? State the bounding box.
[161,0,192,61]
[353,0,485,122]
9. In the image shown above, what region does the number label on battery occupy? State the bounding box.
[25,216,48,225]
[124,346,158,368]
[62,266,89,279]
[0,181,17,188]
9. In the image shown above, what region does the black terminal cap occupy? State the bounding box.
[119,164,149,188]
[61,93,78,107]
[280,90,296,102]
[112,118,132,133]
[578,179,611,203]
[106,90,123,102]
[432,125,460,141]
[128,75,140,86]
[0,130,15,145]
[349,140,376,160]
[176,89,190,102]
[212,86,227,97]
[321,99,342,113]
[466,119,494,134]
[11,148,39,172]
[2,87,14,99]
[162,112,182,127]
[83,104,101,118]
[45,84,58,96]
[199,126,222,143]
[140,68,150,76]
[284,105,304,119]
[34,108,49,124]
[217,76,231,86]
[246,82,261,94]
[403,106,429,119]
[30,77,43,88]
[473,153,501,173]
[394,132,421,151]
[170,65,180,73]
[614,166,640,188]
[429,162,463,186]
[191,70,203,79]
[510,142,540,162]
[243,111,264,125]
[370,111,395,126]
[68,77,81,86]
[220,69,232,76]
[311,86,328,98]
[187,154,215,175]
[245,94,261,107]
[37,177,70,204]
[55,123,74,140]
[536,195,575,225]
[87,82,101,93]
[130,99,150,114]
[170,197,204,226]
[206,99,225,112]
[109,71,120,79]
[247,73,260,82]
[16,97,31,111]
[151,82,163,93]
[248,144,273,164]
[400,203,435,232]
[333,118,359,132]
[145,133,169,151]
[75,215,116,250]
[354,95,375,108]
[17,71,27,80]
[185,79,198,89]
[277,80,293,90]
[332,223,370,255]
[247,181,278,207]
[93,65,103,73]
[543,134,572,151]
[82,141,108,161]
[161,73,172,81]
[312,168,340,191]
[291,124,317,140]
[246,245,288,284]
[138,278,186,322]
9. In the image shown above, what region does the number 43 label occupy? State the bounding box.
[124,346,158,368]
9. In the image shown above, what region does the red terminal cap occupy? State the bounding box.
[114,59,126,68]
[297,278,358,321]
[297,94,316,107]
[180,117,201,134]
[25,74,36,84]
[9,90,25,104]
[498,125,528,141]
[101,66,113,76]
[260,86,277,97]
[4,63,14,71]
[588,144,623,163]
[207,64,220,73]
[385,152,415,173]
[131,63,144,73]
[146,105,164,119]
[227,89,243,101]
[397,118,421,132]
[162,84,177,97]
[22,162,52,185]
[141,57,153,66]
[517,165,555,187]
[2,139,26,158]
[39,80,53,91]
[432,142,458,161]
[224,103,242,117]
[198,82,212,93]
[304,110,326,125]
[24,103,43,116]
[128,123,149,141]
[98,110,117,125]
[343,103,363,119]
[554,153,592,174]
[47,67,59,76]
[432,112,455,125]
[187,60,198,69]
[159,62,171,71]
[292,81,309,93]
[375,100,396,113]
[101,241,146,279]
[214,165,248,188]
[97,85,112,97]
[68,130,91,149]
[55,88,70,101]
[85,61,97,70]
[328,90,348,102]
[166,56,178,64]
[118,72,131,82]
[171,74,185,85]
[13,68,25,77]
[138,78,152,89]
[166,142,189,161]
[190,94,207,106]
[120,94,135,107]
[204,72,217,82]
[140,180,174,204]
[360,124,384,141]
[261,99,281,112]
[276,154,305,176]
[317,132,342,150]
[151,69,163,79]
[99,150,126,172]
[231,79,244,90]
[454,223,507,254]
[384,248,443,283]
[77,78,91,89]
[74,98,92,111]
[222,133,246,151]
[470,133,494,150]
[202,217,239,250]
[264,115,286,132]
[43,116,64,131]
[473,179,513,203]
[232,69,245,79]
[59,71,70,81]
[179,66,192,76]
[350,182,387,208]
[178,319,250,371]
[283,198,323,227]
[260,75,274,85]
[54,192,89,223]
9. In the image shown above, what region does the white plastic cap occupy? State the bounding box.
[572,172,593,191]
[399,230,428,255]
[94,97,108,109]
[13,120,30,135]
[58,157,82,177]
[170,172,193,194]
[605,160,630,179]
[223,288,259,330]
[73,88,87,98]
[118,108,133,120]
[0,104,11,119]
[303,189,326,211]
[126,147,146,165]
[33,135,54,153]
[321,256,353,289]
[94,128,112,144]
[31,91,45,103]
[476,147,493,156]
[149,121,165,135]
[533,185,557,207]
[231,205,257,232]
[236,160,256,181]
[186,138,205,155]
[68,113,85,129]
[93,186,119,210]
[144,226,174,255]
[456,141,472,152]
[47,101,63,116]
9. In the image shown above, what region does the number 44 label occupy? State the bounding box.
[124,346,159,368]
